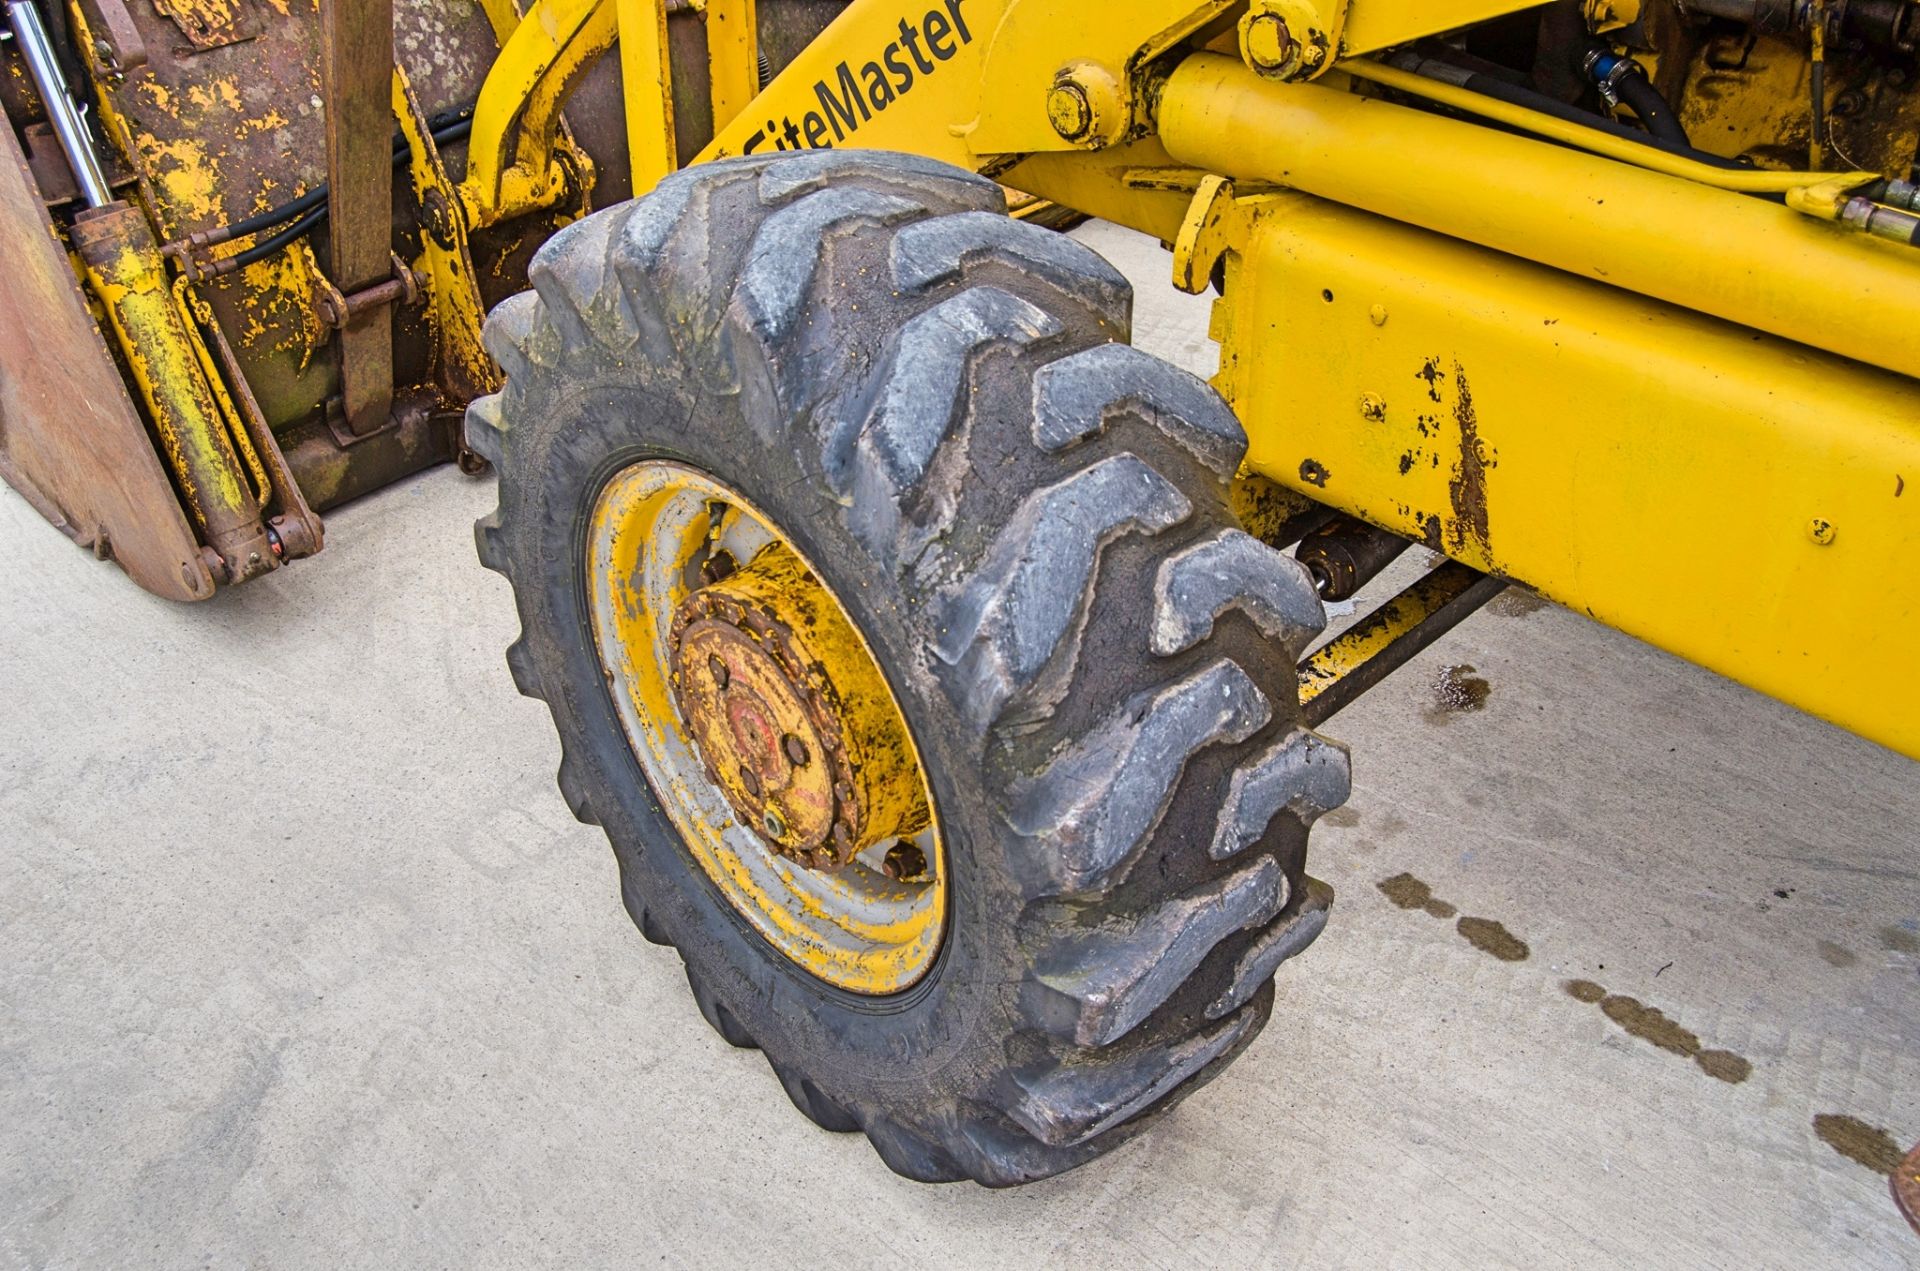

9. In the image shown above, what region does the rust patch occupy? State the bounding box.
[1457,916,1528,961]
[1816,939,1858,968]
[1561,980,1751,1084]
[1446,362,1494,558]
[1417,357,1444,403]
[1813,1114,1904,1175]
[1299,458,1330,488]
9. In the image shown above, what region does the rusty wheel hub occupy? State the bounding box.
[669,541,927,870]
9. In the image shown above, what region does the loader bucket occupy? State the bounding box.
[0,114,212,601]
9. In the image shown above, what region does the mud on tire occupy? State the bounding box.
[468,151,1351,1186]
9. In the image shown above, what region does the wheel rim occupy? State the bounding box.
[586,460,946,995]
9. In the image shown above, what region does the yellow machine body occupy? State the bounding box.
[3,0,1917,757]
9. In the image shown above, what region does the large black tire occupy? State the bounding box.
[468,151,1351,1186]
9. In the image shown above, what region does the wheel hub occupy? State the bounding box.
[669,541,927,870]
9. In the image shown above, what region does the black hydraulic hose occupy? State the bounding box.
[1583,46,1691,147]
[228,201,328,272]
[201,111,474,260]
[1394,51,1744,171]
[1608,66,1690,146]
[227,114,474,241]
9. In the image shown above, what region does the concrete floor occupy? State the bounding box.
[4,224,1918,1269]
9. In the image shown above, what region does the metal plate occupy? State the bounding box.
[0,121,211,601]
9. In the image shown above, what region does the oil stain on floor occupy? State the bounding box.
[1377,872,1528,961]
[1563,979,1752,1084]
[1377,872,1456,919]
[1816,939,1858,968]
[1487,587,1548,619]
[1374,878,1919,1201]
[1424,664,1491,724]
[1812,1113,1904,1175]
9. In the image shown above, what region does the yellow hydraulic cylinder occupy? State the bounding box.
[1156,52,1920,381]
[70,202,276,582]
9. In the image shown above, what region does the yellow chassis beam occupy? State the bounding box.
[455,0,1920,757]
[1206,188,1920,757]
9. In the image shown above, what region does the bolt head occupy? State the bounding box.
[883,841,929,882]
[763,808,787,839]
[1243,13,1295,73]
[1046,81,1093,142]
[1369,304,1389,327]
[1359,392,1387,422]
[1807,517,1837,546]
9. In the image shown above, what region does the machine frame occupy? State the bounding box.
[3,0,1916,755]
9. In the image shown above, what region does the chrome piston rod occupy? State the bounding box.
[4,0,112,207]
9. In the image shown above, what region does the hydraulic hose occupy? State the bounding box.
[178,112,474,269]
[1390,51,1738,170]
[1609,65,1690,146]
[1584,47,1691,147]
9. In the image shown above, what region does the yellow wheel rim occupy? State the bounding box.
[586,460,946,995]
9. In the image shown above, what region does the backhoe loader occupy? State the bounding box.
[3,0,1916,1184]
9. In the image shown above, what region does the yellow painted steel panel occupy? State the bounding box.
[1216,196,1920,757]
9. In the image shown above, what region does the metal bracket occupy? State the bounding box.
[394,64,500,408]
[460,0,612,229]
[313,252,423,328]
[1169,174,1282,294]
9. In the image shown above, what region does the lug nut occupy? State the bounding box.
[763,808,787,839]
[708,654,730,689]
[883,841,929,882]
[739,765,761,798]
[783,734,810,766]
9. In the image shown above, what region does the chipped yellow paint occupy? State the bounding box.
[79,230,253,532]
[589,463,947,994]
[461,0,612,227]
[395,64,500,400]
[174,274,271,504]
[134,135,225,229]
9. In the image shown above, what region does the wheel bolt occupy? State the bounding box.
[739,766,761,798]
[708,654,729,689]
[883,841,928,882]
[783,734,810,766]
